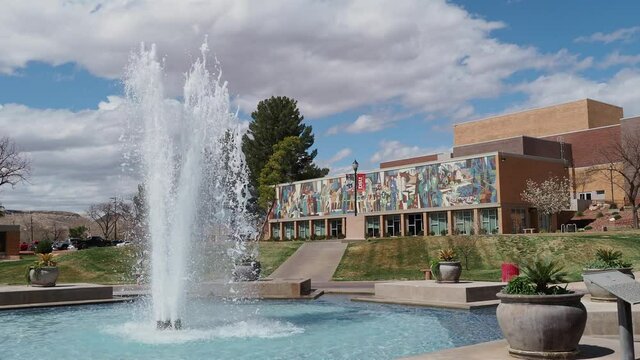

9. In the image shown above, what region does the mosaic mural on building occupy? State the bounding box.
[273,155,497,220]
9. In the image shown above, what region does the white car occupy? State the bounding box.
[116,241,132,247]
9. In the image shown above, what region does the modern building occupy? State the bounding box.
[266,99,640,239]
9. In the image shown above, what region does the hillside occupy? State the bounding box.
[333,232,640,282]
[0,210,95,243]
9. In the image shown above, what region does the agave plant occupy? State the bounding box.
[585,248,632,269]
[438,248,457,262]
[504,259,571,295]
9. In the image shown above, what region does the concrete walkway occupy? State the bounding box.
[268,241,348,282]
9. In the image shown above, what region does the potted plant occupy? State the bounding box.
[583,248,633,301]
[232,254,261,281]
[430,248,461,283]
[27,253,59,287]
[497,260,587,359]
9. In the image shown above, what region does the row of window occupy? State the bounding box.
[271,219,343,240]
[271,208,502,239]
[365,209,499,237]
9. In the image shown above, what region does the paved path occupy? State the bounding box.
[268,241,348,282]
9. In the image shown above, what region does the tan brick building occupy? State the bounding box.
[0,225,21,259]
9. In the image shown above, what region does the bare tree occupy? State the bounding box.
[590,132,640,228]
[88,202,118,240]
[574,169,593,194]
[0,137,30,188]
[521,175,571,229]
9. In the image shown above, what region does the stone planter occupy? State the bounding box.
[29,267,59,287]
[437,261,461,283]
[232,261,261,281]
[582,268,634,301]
[496,292,587,359]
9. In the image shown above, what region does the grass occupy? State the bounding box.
[333,231,640,282]
[0,241,301,285]
[258,241,303,277]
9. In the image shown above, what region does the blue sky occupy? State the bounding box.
[1,0,639,210]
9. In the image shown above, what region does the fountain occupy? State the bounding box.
[124,42,255,330]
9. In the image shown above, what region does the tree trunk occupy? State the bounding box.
[633,205,639,229]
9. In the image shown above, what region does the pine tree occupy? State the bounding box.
[242,96,328,197]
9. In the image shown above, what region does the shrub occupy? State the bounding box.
[614,214,622,220]
[576,211,584,217]
[438,248,457,262]
[503,259,571,295]
[429,231,435,236]
[610,203,618,209]
[584,225,593,230]
[36,240,53,254]
[585,248,631,269]
[596,212,604,218]
[440,230,448,236]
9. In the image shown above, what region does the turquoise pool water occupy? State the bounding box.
[0,296,502,359]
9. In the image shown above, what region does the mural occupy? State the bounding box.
[273,155,497,220]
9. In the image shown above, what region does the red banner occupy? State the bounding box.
[356,173,366,192]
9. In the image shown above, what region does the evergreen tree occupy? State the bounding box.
[242,96,328,195]
[257,136,305,210]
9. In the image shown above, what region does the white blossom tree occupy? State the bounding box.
[521,176,571,229]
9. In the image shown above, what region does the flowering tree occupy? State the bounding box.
[521,176,571,216]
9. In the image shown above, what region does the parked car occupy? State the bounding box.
[75,236,110,250]
[53,242,70,250]
[116,241,132,247]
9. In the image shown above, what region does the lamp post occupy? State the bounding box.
[352,159,359,216]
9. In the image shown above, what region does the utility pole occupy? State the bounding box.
[110,196,118,241]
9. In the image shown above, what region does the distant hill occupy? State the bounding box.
[0,210,96,243]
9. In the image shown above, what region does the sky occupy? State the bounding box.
[1,0,640,211]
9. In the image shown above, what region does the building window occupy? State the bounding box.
[329,219,343,238]
[313,220,325,236]
[284,222,295,240]
[510,208,527,234]
[298,221,310,239]
[0,232,5,253]
[385,215,401,236]
[406,213,424,236]
[578,192,592,200]
[453,210,474,235]
[429,212,448,236]
[270,223,281,240]
[481,208,498,234]
[538,213,551,232]
[365,216,380,237]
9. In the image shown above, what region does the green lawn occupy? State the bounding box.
[0,241,302,285]
[333,232,640,282]
[259,241,303,277]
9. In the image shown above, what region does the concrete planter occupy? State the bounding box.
[232,261,261,282]
[438,261,461,283]
[582,268,634,301]
[29,267,59,287]
[496,292,587,359]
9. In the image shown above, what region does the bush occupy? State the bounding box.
[596,212,604,218]
[440,230,448,236]
[614,214,622,220]
[610,203,618,209]
[584,225,593,230]
[429,231,435,236]
[36,240,53,254]
[576,211,584,217]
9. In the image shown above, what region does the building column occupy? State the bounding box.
[400,213,405,236]
[447,210,453,236]
[423,212,429,236]
[309,220,313,238]
[325,218,329,238]
[473,208,480,235]
[267,222,273,240]
[379,215,385,238]
[294,221,299,239]
[279,222,284,240]
[341,217,346,236]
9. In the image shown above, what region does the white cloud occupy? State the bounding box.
[0,0,586,119]
[600,51,640,68]
[369,140,450,164]
[327,114,394,135]
[512,68,640,116]
[0,98,138,211]
[328,148,353,164]
[575,26,640,44]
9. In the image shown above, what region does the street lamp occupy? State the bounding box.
[352,159,359,216]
